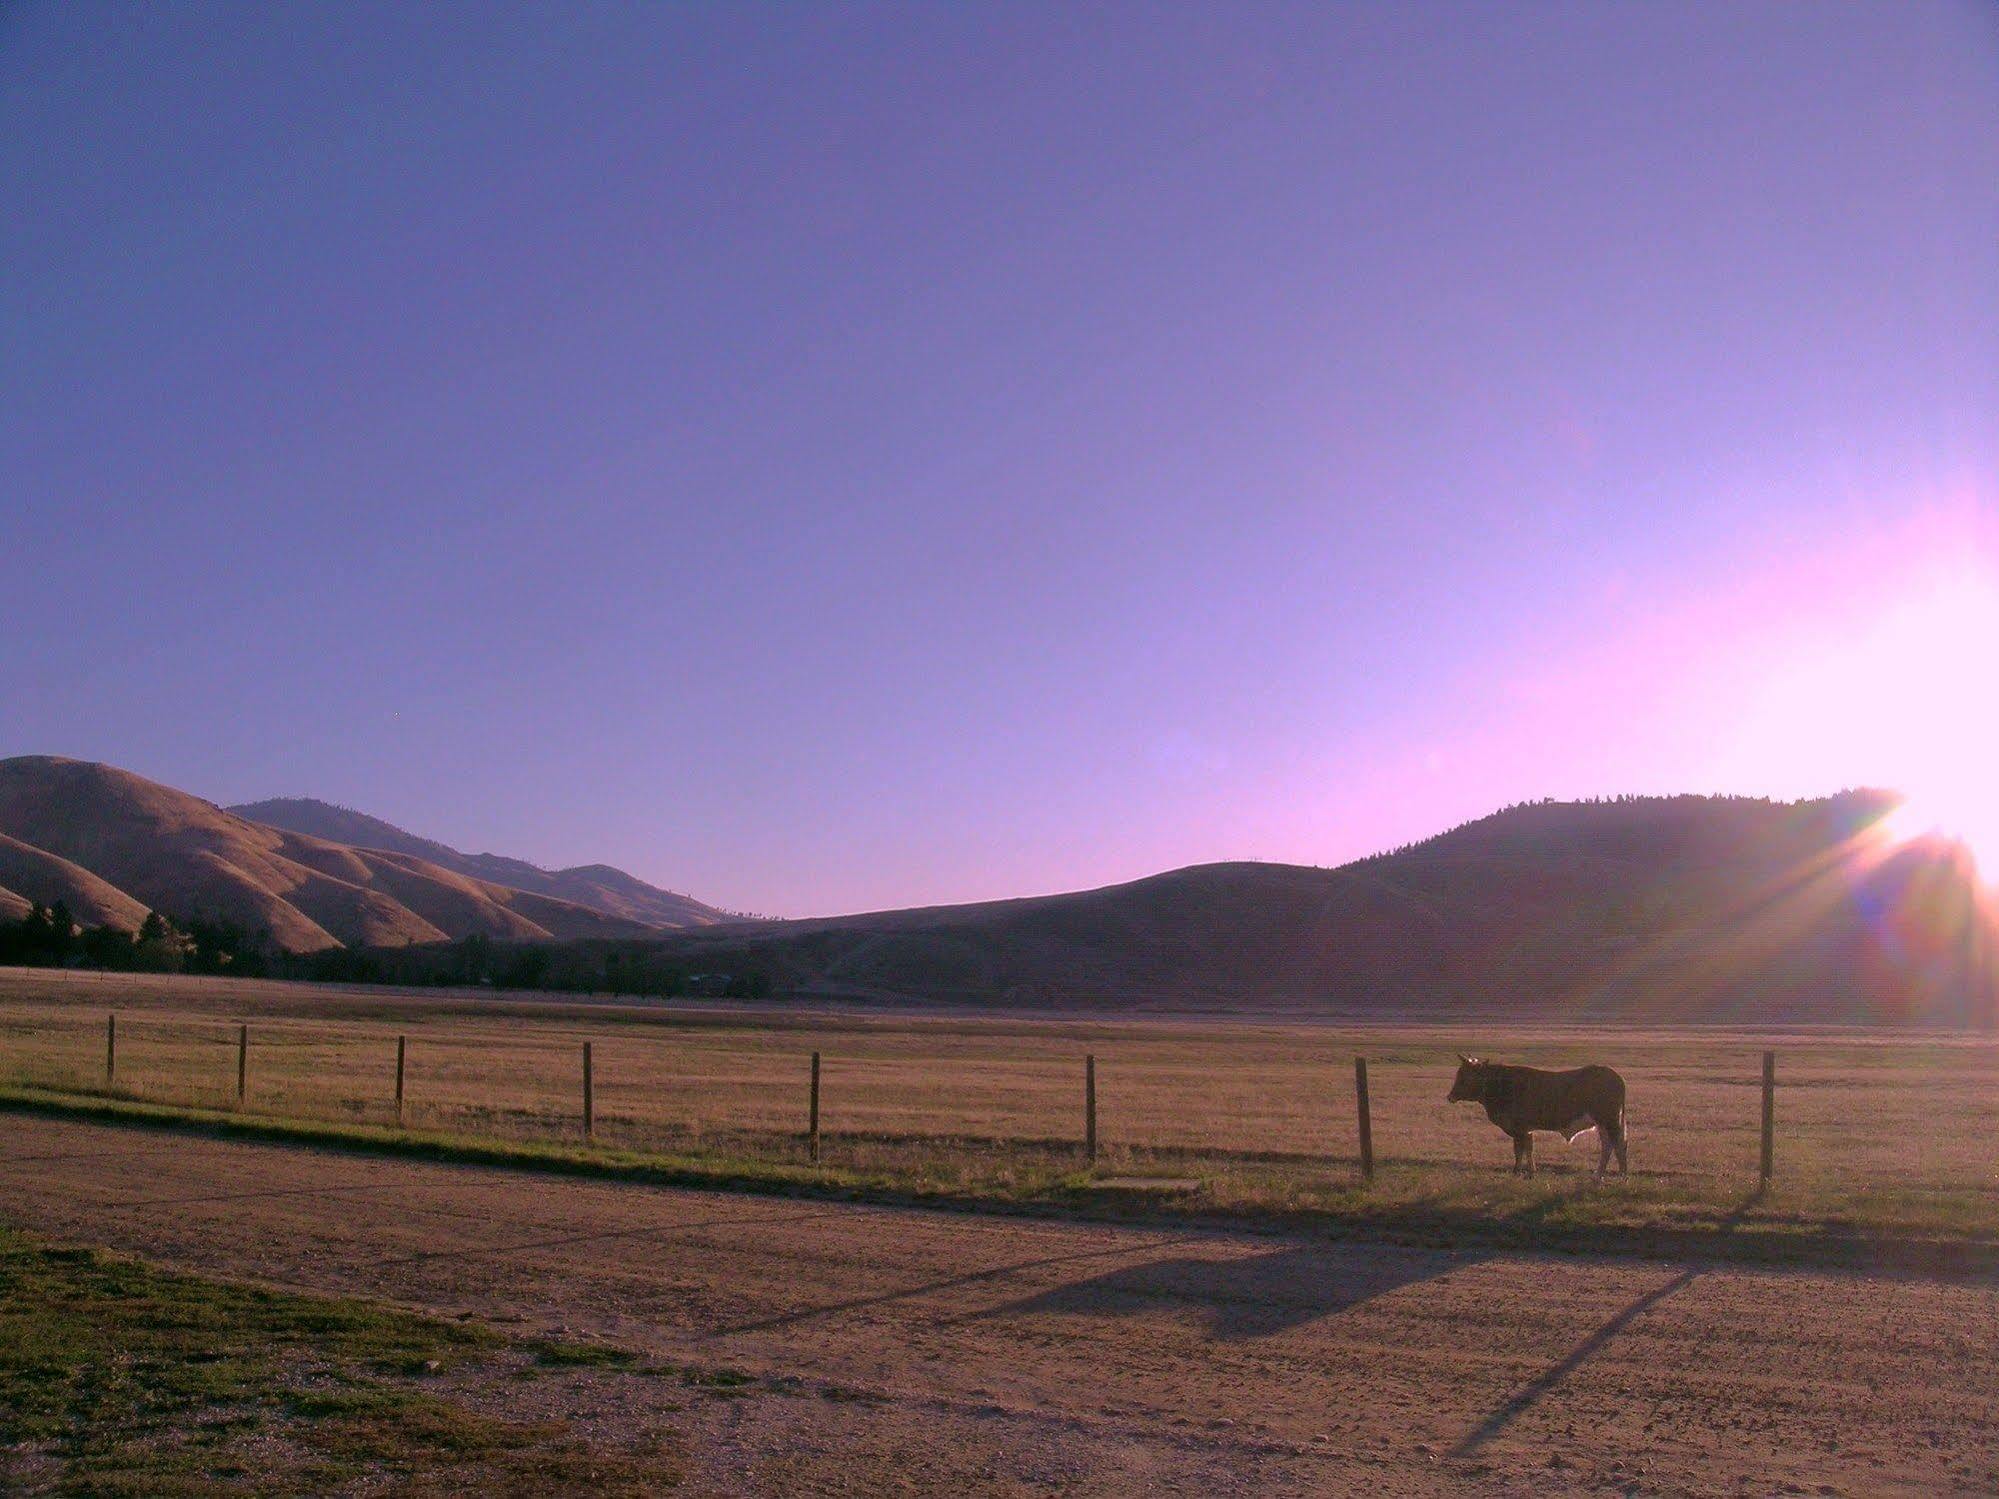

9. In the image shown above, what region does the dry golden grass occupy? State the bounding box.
[4,968,1997,1244]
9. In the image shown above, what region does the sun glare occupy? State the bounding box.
[1856,571,1999,872]
[1882,792,1999,876]
[1727,562,1999,874]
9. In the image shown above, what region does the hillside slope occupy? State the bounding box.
[633,793,1996,1024]
[0,832,153,931]
[227,797,726,928]
[0,758,659,951]
[10,759,1990,1025]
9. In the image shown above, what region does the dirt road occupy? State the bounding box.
[4,1115,1995,1495]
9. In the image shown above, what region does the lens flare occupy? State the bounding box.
[1881,793,1999,877]
[1732,563,1999,874]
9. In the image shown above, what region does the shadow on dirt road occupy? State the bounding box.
[983,1239,1477,1340]
[1450,1188,1765,1457]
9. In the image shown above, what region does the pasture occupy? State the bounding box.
[3,969,1996,1247]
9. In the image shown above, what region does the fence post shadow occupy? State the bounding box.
[1449,1187,1766,1461]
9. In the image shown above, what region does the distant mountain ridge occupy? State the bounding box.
[227,797,726,930]
[628,791,1998,1025]
[7,756,1992,1027]
[0,757,674,951]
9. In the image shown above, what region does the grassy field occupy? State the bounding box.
[0,1226,689,1495]
[4,968,1997,1247]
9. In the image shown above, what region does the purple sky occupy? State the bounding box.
[5,3,1996,917]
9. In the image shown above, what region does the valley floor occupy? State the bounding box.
[4,1114,1996,1495]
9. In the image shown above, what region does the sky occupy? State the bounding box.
[4,2,1996,917]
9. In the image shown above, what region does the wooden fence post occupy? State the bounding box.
[1354,1056,1375,1184]
[808,1051,821,1163]
[1759,1049,1775,1186]
[105,1012,116,1086]
[395,1035,407,1125]
[236,1024,248,1106]
[1085,1053,1098,1165]
[583,1041,595,1140]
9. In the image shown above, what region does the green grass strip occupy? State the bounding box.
[0,1225,679,1494]
[3,1083,1994,1275]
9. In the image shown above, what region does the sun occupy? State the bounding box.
[1881,790,1999,876]
[1856,572,1999,872]
[1724,561,1999,873]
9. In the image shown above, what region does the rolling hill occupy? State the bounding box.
[625,792,1996,1024]
[227,797,726,929]
[0,831,153,931]
[6,756,1991,1024]
[0,757,664,951]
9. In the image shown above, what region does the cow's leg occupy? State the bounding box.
[1515,1132,1534,1177]
[1596,1125,1613,1177]
[1510,1133,1524,1174]
[1613,1109,1628,1175]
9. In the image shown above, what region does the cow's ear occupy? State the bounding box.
[1457,1053,1471,1065]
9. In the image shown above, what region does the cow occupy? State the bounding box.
[1447,1055,1628,1177]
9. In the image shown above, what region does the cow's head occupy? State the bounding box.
[1447,1054,1485,1103]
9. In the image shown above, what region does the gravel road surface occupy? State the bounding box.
[3,1115,1994,1495]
